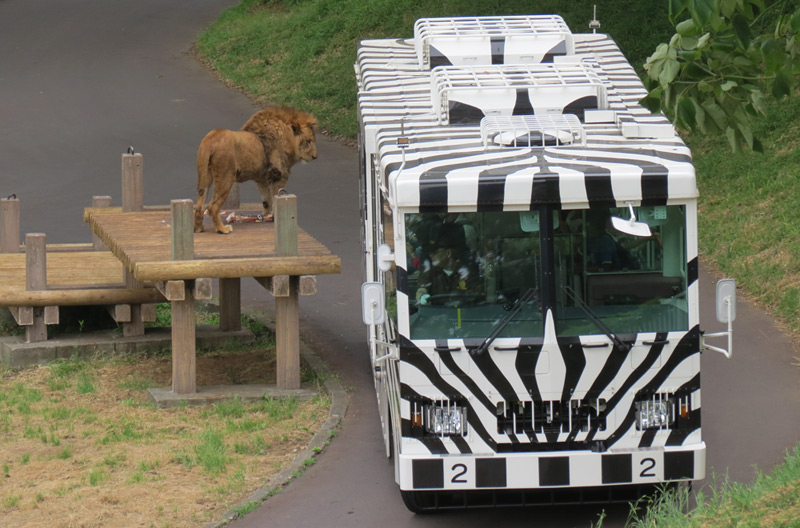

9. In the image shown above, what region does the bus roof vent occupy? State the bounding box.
[481,115,586,148]
[431,63,607,125]
[414,16,574,70]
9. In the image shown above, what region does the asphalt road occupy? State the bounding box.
[1,1,797,527]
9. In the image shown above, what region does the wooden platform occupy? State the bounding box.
[0,248,162,307]
[86,205,340,281]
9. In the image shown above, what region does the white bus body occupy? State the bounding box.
[356,16,729,512]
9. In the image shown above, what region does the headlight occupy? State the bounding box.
[424,402,468,437]
[635,398,673,431]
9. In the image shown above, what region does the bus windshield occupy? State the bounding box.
[405,206,689,341]
[406,212,544,340]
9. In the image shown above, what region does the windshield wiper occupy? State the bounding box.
[470,287,538,357]
[562,286,631,352]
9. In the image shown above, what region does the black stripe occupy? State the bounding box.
[664,451,694,480]
[397,265,408,295]
[539,457,570,486]
[476,458,507,487]
[399,338,497,450]
[476,172,508,212]
[413,459,444,489]
[531,172,561,204]
[428,44,451,69]
[438,349,496,414]
[687,257,698,286]
[491,37,505,65]
[513,88,534,115]
[419,172,449,213]
[466,340,521,405]
[601,454,632,484]
[640,165,669,206]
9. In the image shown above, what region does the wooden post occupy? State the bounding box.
[121,153,143,213]
[219,278,241,331]
[25,233,47,343]
[1,196,20,253]
[274,193,300,390]
[121,152,145,336]
[91,196,112,250]
[170,199,196,395]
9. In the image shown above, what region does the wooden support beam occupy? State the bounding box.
[9,306,33,326]
[155,280,185,301]
[121,152,145,337]
[106,304,132,323]
[25,233,47,291]
[141,303,157,323]
[274,193,300,390]
[91,196,112,250]
[171,287,196,394]
[1,196,20,253]
[170,199,196,395]
[25,233,47,342]
[193,278,213,300]
[219,278,241,332]
[255,275,290,297]
[299,275,317,296]
[44,305,59,325]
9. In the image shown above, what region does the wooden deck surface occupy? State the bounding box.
[86,205,342,281]
[0,249,163,307]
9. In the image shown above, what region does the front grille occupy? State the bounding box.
[496,399,607,436]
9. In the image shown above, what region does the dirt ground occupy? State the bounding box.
[0,349,330,528]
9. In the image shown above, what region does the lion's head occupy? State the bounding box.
[242,106,318,164]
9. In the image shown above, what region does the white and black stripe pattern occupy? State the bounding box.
[358,21,704,494]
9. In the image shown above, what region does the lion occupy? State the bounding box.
[194,106,318,234]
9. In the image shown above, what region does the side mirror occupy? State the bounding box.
[716,278,737,323]
[702,278,736,359]
[361,282,385,325]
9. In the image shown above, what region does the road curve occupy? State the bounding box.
[1,2,797,527]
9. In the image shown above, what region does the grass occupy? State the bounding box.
[196,0,675,139]
[0,309,331,527]
[196,0,800,526]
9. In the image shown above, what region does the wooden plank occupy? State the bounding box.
[255,275,290,297]
[219,278,241,332]
[133,255,341,281]
[171,288,196,394]
[122,153,143,213]
[275,194,298,257]
[92,196,112,250]
[26,233,47,291]
[1,197,20,254]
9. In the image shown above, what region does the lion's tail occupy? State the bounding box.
[194,130,219,231]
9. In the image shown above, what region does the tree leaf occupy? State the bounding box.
[772,67,792,98]
[677,96,697,129]
[721,80,738,91]
[732,14,752,49]
[691,0,716,27]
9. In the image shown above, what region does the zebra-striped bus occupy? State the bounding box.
[357,15,735,512]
